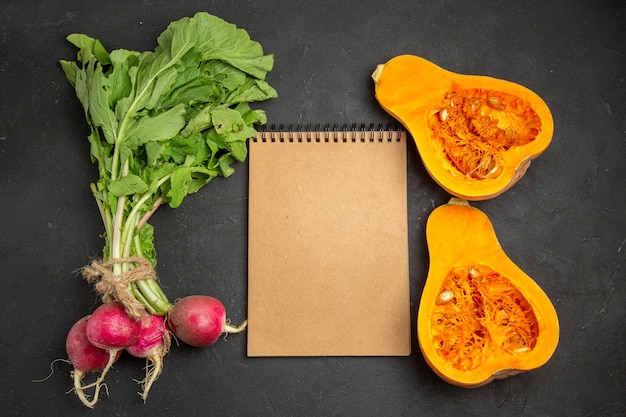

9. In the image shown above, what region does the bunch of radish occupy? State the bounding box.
[59,12,276,408]
[66,296,246,407]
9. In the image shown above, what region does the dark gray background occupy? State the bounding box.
[1,0,625,416]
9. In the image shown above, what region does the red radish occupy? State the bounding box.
[74,301,139,407]
[65,316,122,408]
[126,314,167,358]
[126,314,171,401]
[66,316,119,372]
[167,295,247,348]
[86,301,140,349]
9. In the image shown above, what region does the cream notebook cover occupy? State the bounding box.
[247,126,411,356]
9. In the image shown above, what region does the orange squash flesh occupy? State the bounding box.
[372,55,554,200]
[417,198,559,387]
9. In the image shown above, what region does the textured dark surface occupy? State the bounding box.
[1,1,625,416]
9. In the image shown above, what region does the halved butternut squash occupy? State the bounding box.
[373,55,553,200]
[417,198,559,387]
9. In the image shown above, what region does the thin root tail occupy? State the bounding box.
[223,318,248,334]
[138,355,164,402]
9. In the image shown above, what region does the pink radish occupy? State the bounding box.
[73,301,139,407]
[126,314,168,358]
[86,301,140,349]
[167,295,247,347]
[65,316,122,408]
[126,314,170,401]
[66,316,120,372]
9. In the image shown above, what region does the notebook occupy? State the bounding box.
[247,124,411,356]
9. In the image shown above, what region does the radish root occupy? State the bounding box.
[33,358,71,383]
[224,319,248,334]
[135,332,171,402]
[71,350,117,408]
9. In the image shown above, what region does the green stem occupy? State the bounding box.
[90,183,112,240]
[110,160,129,275]
[129,235,171,315]
[130,282,159,315]
[112,175,174,315]
[138,197,163,230]
[133,279,171,315]
[120,174,172,259]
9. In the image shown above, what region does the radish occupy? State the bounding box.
[65,316,122,408]
[126,314,170,401]
[77,301,140,407]
[86,301,140,350]
[167,295,247,347]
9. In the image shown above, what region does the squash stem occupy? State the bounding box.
[447,197,470,207]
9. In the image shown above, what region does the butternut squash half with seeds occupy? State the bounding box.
[417,198,559,387]
[372,55,553,200]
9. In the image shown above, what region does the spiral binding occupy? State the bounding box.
[254,123,405,143]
